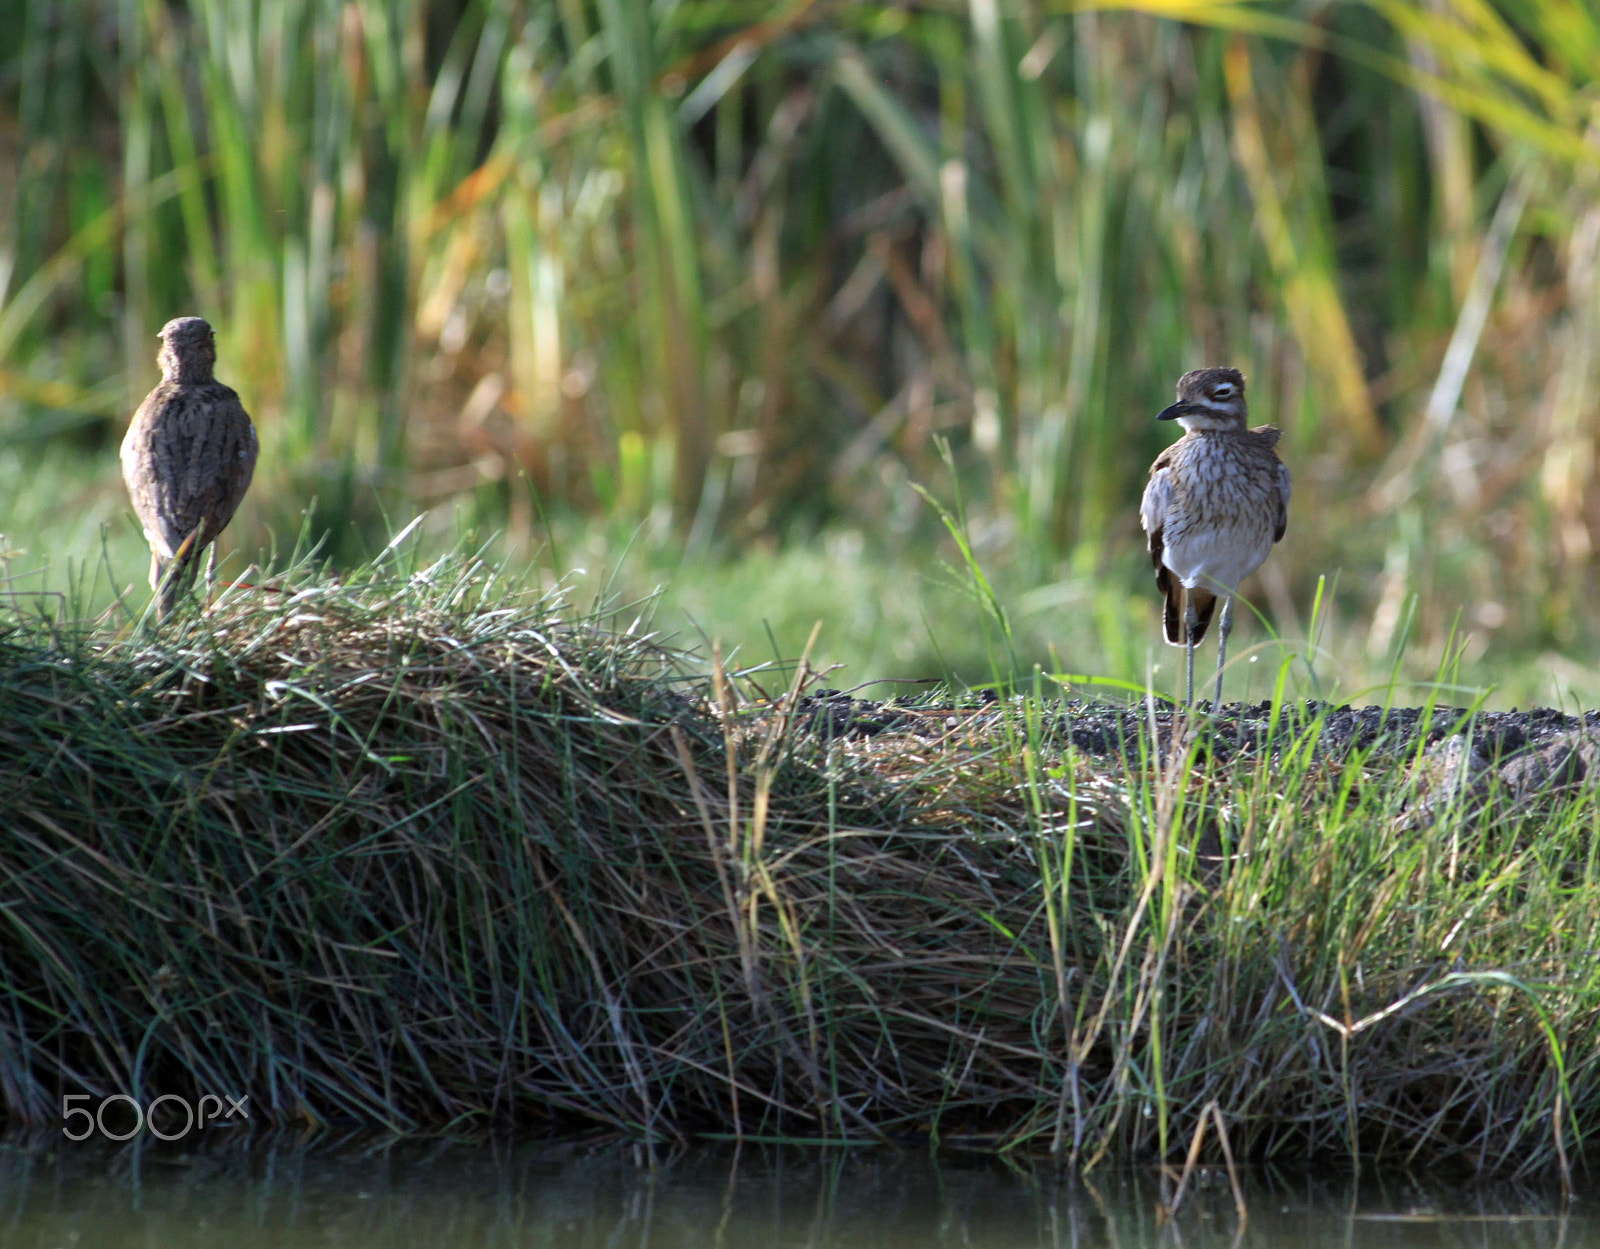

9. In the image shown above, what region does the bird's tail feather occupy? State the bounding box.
[1163,584,1217,646]
[156,561,196,618]
[152,530,205,619]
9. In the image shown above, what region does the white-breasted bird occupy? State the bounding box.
[1139,367,1290,707]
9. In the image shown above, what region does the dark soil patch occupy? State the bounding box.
[789,689,1600,765]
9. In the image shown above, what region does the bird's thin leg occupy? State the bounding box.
[206,542,218,596]
[1184,593,1199,707]
[1213,594,1235,711]
[150,555,173,621]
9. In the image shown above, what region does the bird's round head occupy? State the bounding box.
[1157,366,1247,431]
[156,316,217,381]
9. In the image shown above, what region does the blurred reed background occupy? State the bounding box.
[1,0,1598,703]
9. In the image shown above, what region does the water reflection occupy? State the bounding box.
[0,1134,1588,1248]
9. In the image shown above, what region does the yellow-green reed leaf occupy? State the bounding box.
[1224,39,1383,456]
[1372,0,1574,119]
[1064,0,1599,168]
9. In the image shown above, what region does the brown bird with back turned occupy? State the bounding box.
[121,317,258,618]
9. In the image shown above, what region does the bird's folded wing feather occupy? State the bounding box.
[1274,460,1291,543]
[1140,462,1172,569]
[121,386,257,559]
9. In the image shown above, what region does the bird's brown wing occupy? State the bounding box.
[122,382,191,560]
[1245,425,1291,545]
[1140,446,1176,578]
[1142,442,1223,646]
[1141,445,1214,645]
[196,383,258,543]
[1273,459,1291,543]
[120,383,258,561]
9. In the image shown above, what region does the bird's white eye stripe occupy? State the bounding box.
[1211,384,1234,397]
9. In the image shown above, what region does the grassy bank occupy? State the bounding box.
[1,555,1597,1178]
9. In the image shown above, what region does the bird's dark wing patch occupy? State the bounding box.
[1165,585,1217,646]
[1273,460,1291,543]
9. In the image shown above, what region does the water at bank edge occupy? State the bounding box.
[0,1136,1589,1248]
